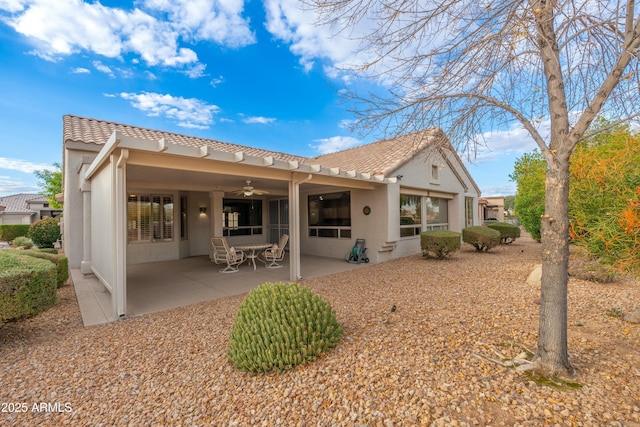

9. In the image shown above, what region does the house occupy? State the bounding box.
[0,193,62,225]
[61,115,481,319]
[479,196,505,223]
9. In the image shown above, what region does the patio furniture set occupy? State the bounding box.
[210,234,289,273]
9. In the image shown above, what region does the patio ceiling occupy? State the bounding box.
[126,164,292,196]
[125,164,360,196]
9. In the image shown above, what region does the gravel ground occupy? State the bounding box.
[1,234,639,426]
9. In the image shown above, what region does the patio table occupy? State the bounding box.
[234,243,273,270]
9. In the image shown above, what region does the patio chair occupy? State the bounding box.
[210,237,246,273]
[262,234,289,268]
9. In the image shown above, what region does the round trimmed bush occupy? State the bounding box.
[11,236,34,249]
[227,282,343,373]
[29,217,61,249]
[487,222,521,244]
[420,230,461,259]
[462,226,501,252]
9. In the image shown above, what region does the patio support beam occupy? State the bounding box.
[289,173,312,281]
[210,191,224,237]
[79,163,92,274]
[113,149,128,319]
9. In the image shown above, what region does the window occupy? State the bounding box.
[223,198,263,236]
[426,197,448,229]
[431,165,440,181]
[308,192,351,238]
[128,194,173,242]
[400,194,422,237]
[465,197,474,227]
[180,196,188,240]
[399,194,449,237]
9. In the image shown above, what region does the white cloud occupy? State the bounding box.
[0,157,51,173]
[0,0,26,13]
[480,183,517,197]
[0,176,40,197]
[118,91,220,129]
[142,0,255,48]
[92,60,114,77]
[264,0,366,73]
[181,63,207,79]
[311,136,361,154]
[71,67,90,74]
[242,116,276,124]
[210,75,224,87]
[1,0,254,69]
[465,122,541,164]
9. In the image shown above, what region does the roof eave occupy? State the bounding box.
[85,131,398,186]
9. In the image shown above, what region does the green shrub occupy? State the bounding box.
[0,224,31,242]
[420,230,461,259]
[21,251,69,287]
[228,282,343,373]
[36,248,59,254]
[510,150,545,241]
[11,236,34,249]
[462,226,501,252]
[487,222,521,244]
[0,251,57,324]
[29,217,61,249]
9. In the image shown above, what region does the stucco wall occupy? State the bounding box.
[63,147,99,268]
[0,214,32,224]
[297,147,479,264]
[90,162,115,287]
[187,191,212,257]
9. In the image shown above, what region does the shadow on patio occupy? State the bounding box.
[72,254,368,327]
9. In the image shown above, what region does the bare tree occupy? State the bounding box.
[310,0,640,375]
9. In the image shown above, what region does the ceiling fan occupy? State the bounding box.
[232,180,270,197]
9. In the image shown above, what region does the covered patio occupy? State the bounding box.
[72,254,368,326]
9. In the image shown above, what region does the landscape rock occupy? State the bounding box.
[623,308,640,324]
[526,264,542,285]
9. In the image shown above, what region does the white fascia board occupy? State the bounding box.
[84,131,121,180]
[85,131,397,186]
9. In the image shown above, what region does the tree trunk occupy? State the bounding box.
[534,155,573,376]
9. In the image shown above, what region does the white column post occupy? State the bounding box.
[210,191,224,237]
[114,149,128,319]
[79,164,92,274]
[289,174,312,281]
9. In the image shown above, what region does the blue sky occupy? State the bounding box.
[0,0,537,198]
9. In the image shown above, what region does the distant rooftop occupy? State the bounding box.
[0,193,48,214]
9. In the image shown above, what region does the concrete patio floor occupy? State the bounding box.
[72,254,367,327]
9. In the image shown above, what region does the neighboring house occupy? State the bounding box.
[479,196,505,223]
[61,115,481,318]
[0,193,61,225]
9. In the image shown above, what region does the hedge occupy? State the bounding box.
[0,251,57,324]
[420,230,461,259]
[0,224,31,242]
[462,226,501,252]
[487,222,521,244]
[19,250,69,288]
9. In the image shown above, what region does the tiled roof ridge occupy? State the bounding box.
[63,114,308,162]
[308,128,440,160]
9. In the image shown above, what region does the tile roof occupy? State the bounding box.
[0,193,47,214]
[63,116,466,180]
[63,115,305,164]
[308,129,447,176]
